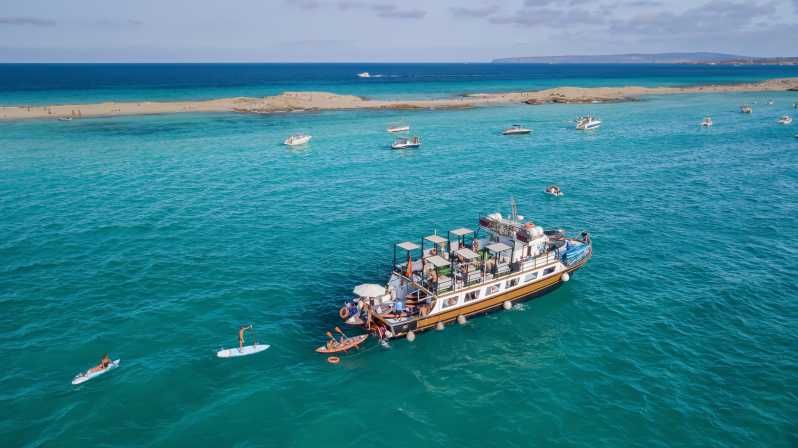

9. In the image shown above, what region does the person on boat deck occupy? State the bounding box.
[89,353,111,373]
[239,324,252,350]
[326,332,338,350]
[394,299,405,316]
[472,239,480,252]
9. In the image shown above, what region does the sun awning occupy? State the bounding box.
[450,227,474,237]
[396,241,420,251]
[424,234,447,245]
[353,283,386,297]
[455,248,479,260]
[486,242,512,253]
[426,255,449,268]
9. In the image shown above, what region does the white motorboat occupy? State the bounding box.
[284,134,312,146]
[741,104,752,114]
[386,122,410,133]
[357,72,371,78]
[778,115,793,125]
[502,124,532,135]
[575,115,601,130]
[701,116,713,127]
[57,116,73,121]
[545,185,563,196]
[391,136,421,149]
[767,100,774,105]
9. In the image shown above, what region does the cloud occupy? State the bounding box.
[609,0,776,36]
[0,17,56,27]
[450,4,501,18]
[490,8,604,27]
[287,0,426,19]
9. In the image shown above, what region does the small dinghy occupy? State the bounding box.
[217,344,270,358]
[72,359,120,385]
[316,334,368,354]
[284,134,312,146]
[545,185,564,197]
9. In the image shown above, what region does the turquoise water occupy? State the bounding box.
[2,88,798,446]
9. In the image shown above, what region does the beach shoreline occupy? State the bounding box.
[2,77,797,121]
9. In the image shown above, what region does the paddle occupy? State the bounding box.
[334,326,349,340]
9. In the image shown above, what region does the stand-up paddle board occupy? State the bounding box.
[72,359,120,385]
[217,344,270,358]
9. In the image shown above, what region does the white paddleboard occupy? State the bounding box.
[217,344,270,358]
[72,359,120,385]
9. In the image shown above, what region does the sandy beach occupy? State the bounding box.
[2,77,797,121]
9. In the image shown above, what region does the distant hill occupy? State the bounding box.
[492,52,750,64]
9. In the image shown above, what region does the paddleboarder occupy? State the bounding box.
[239,325,253,351]
[89,353,112,373]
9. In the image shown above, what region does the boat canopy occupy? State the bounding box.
[450,227,474,237]
[396,241,420,251]
[426,255,449,268]
[353,283,386,298]
[486,242,512,253]
[455,248,479,260]
[424,234,447,245]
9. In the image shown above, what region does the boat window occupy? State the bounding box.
[464,290,480,302]
[506,278,519,289]
[486,284,500,295]
[543,266,556,276]
[443,295,459,308]
[524,272,538,282]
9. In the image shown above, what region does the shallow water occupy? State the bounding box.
[1,80,797,446]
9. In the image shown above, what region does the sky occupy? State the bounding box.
[0,0,796,62]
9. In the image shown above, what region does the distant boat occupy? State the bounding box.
[57,116,72,121]
[391,136,421,149]
[284,134,312,146]
[778,115,793,125]
[767,100,774,105]
[386,122,410,133]
[793,102,797,109]
[575,115,601,130]
[502,124,532,135]
[701,116,713,127]
[740,104,752,114]
[357,72,371,78]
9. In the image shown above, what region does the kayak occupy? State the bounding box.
[72,359,120,385]
[217,344,270,358]
[315,334,368,353]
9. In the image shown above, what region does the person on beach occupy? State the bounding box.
[89,354,112,373]
[238,325,252,350]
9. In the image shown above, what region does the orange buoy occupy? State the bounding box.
[327,356,340,364]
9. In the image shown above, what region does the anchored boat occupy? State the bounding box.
[741,104,753,114]
[778,115,793,125]
[701,116,713,127]
[284,133,312,146]
[336,205,592,340]
[575,115,601,130]
[502,124,532,135]
[391,136,421,149]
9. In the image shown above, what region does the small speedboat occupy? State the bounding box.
[701,116,713,127]
[57,116,73,121]
[778,115,793,125]
[575,115,601,130]
[502,124,532,135]
[741,105,752,114]
[284,134,312,146]
[391,136,421,149]
[767,100,774,105]
[545,185,563,196]
[386,122,410,133]
[357,72,371,78]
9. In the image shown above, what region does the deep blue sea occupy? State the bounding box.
[1,64,797,447]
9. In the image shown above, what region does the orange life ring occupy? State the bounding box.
[327,356,340,364]
[339,306,349,319]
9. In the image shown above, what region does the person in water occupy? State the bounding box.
[239,325,253,350]
[89,353,111,373]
